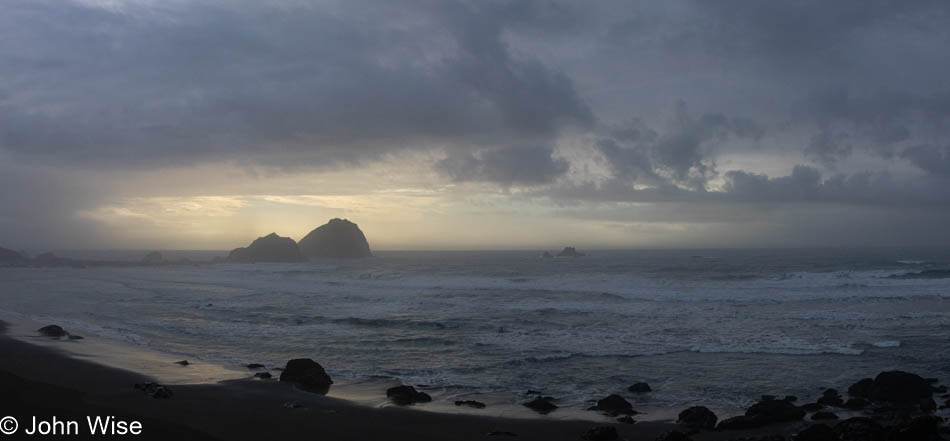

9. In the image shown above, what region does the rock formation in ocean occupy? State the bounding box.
[141,251,164,265]
[298,218,371,259]
[227,233,304,263]
[0,246,29,266]
[556,246,586,257]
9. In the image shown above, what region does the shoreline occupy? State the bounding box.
[0,312,727,424]
[3,320,947,440]
[0,320,694,440]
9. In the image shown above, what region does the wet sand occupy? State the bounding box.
[0,319,812,441]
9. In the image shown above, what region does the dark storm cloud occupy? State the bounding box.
[436,145,568,186]
[596,102,763,190]
[3,0,950,248]
[0,0,591,170]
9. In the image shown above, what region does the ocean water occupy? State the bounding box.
[2,248,949,417]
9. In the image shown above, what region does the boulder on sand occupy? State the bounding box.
[592,394,636,416]
[866,371,933,403]
[38,325,68,338]
[279,358,333,394]
[228,233,304,263]
[678,406,718,430]
[523,396,558,414]
[717,395,805,430]
[298,218,372,259]
[386,385,431,405]
[454,400,486,409]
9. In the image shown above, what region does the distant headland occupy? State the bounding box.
[0,218,373,267]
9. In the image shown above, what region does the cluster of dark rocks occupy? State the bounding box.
[227,218,372,263]
[133,382,173,399]
[664,370,948,441]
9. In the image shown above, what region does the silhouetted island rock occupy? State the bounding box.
[298,218,371,259]
[141,251,164,265]
[0,246,29,266]
[557,247,586,257]
[228,233,304,263]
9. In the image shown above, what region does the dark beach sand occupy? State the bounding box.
[0,321,804,441]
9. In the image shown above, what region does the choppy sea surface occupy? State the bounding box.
[2,248,949,417]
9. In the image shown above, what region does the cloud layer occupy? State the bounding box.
[2,0,950,248]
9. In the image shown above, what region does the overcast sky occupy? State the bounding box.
[2,0,950,250]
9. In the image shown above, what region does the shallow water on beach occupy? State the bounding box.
[2,248,950,419]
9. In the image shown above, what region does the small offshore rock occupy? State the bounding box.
[175,360,189,366]
[67,334,84,340]
[523,397,558,414]
[678,406,717,430]
[254,372,272,379]
[581,426,617,441]
[246,363,266,370]
[38,325,68,337]
[454,400,486,409]
[386,385,431,405]
[628,382,652,393]
[811,411,838,420]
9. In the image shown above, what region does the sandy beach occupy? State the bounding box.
[2,320,711,441]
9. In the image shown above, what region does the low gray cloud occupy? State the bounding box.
[3,0,950,248]
[594,102,763,190]
[901,145,950,177]
[436,145,568,186]
[0,0,591,171]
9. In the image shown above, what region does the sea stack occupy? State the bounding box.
[0,246,29,266]
[557,247,586,257]
[228,233,304,263]
[298,218,371,259]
